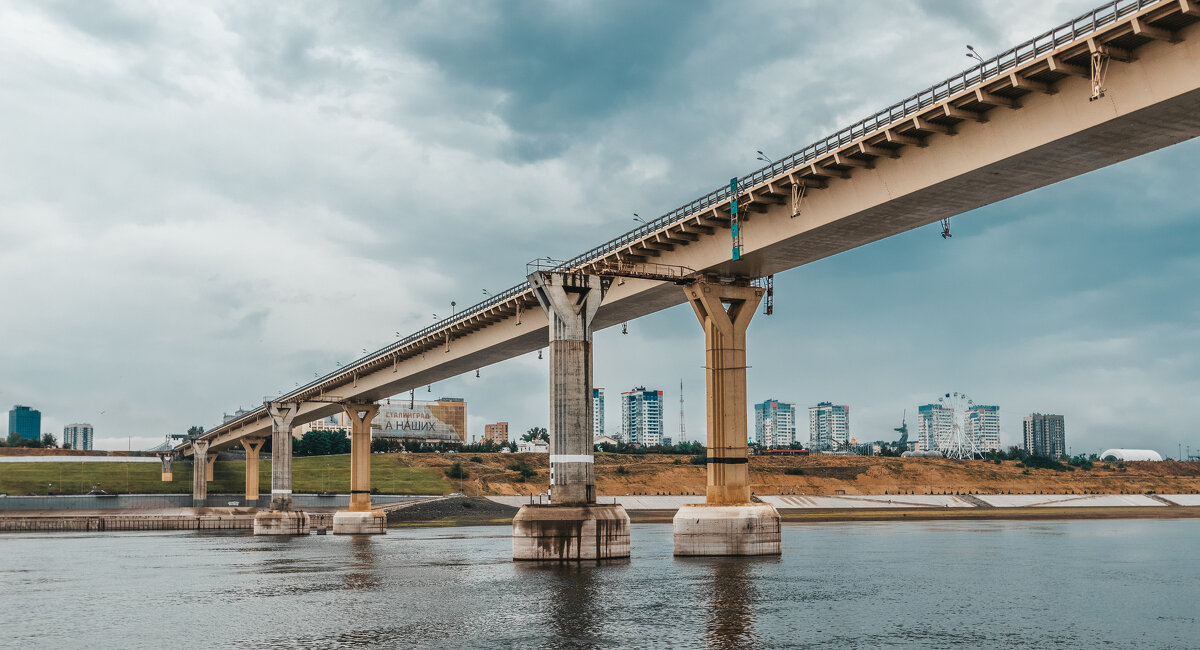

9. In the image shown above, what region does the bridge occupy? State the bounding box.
[163,0,1200,554]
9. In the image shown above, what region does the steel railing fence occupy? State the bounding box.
[195,0,1162,443]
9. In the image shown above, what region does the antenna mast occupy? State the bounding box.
[679,379,685,443]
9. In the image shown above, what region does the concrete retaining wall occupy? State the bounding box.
[0,514,253,532]
[0,493,430,511]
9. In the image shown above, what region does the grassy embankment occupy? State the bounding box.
[4,452,1200,497]
[0,455,451,496]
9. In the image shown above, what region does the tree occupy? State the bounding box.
[294,430,350,457]
[7,432,37,447]
[41,433,57,448]
[522,427,548,442]
[187,426,205,438]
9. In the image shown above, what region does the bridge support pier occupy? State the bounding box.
[673,281,780,556]
[333,403,386,534]
[512,272,629,561]
[254,402,310,535]
[158,453,173,482]
[242,438,265,507]
[191,440,209,508]
[205,451,217,482]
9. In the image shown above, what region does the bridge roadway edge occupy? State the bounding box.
[186,8,1200,455]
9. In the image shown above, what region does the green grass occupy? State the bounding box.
[0,455,451,496]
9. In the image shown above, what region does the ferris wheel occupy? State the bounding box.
[936,392,980,459]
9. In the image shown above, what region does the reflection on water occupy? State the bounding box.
[704,558,757,648]
[2,521,1199,649]
[345,535,377,591]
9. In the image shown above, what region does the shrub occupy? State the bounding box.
[673,458,682,466]
[445,462,469,479]
[690,453,708,465]
[616,465,630,475]
[470,456,484,464]
[507,462,536,481]
[1018,454,1068,472]
[785,467,805,476]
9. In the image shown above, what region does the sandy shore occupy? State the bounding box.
[5,497,1200,531]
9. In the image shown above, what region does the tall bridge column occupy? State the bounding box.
[242,438,265,506]
[673,281,780,556]
[158,452,173,482]
[254,402,310,535]
[512,271,630,560]
[333,403,386,534]
[191,439,209,508]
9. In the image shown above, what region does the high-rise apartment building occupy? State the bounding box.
[917,403,954,452]
[755,399,796,448]
[808,402,849,451]
[1024,414,1066,458]
[592,388,605,438]
[484,422,509,445]
[620,387,663,446]
[965,405,1001,452]
[62,423,94,450]
[8,405,40,441]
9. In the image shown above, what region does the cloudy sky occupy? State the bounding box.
[2,1,1197,457]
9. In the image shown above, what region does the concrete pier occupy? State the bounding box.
[332,402,386,535]
[254,402,309,535]
[514,272,629,560]
[513,504,631,561]
[158,452,173,482]
[674,281,780,556]
[191,439,209,508]
[673,503,782,556]
[242,438,264,505]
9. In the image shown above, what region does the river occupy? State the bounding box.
[2,519,1196,648]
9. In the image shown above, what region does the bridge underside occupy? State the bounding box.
[186,5,1200,454]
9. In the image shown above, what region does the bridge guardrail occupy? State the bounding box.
[195,0,1165,444]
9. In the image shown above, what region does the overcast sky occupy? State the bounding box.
[2,1,1197,457]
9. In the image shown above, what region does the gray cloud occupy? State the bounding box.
[2,0,1195,458]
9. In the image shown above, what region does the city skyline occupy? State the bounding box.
[1,1,1197,457]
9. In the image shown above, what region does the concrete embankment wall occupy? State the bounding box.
[0,514,253,532]
[0,493,428,511]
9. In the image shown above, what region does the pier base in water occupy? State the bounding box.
[253,510,310,535]
[332,510,386,535]
[512,504,630,561]
[673,503,781,556]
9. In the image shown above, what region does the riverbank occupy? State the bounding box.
[5,494,1200,531]
[6,453,1200,497]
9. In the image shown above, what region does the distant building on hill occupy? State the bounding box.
[8,405,41,441]
[516,438,549,453]
[592,388,605,437]
[294,411,351,437]
[1024,414,1065,457]
[755,399,797,448]
[966,405,1001,452]
[808,402,849,451]
[917,403,954,452]
[484,422,509,444]
[621,387,663,446]
[63,423,94,450]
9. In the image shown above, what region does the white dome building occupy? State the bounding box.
[1099,449,1163,461]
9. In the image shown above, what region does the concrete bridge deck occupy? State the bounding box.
[179,0,1200,456]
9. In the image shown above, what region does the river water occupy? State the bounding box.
[2,519,1197,649]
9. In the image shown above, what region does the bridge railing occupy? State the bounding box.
[555,0,1161,273]
[197,0,1164,443]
